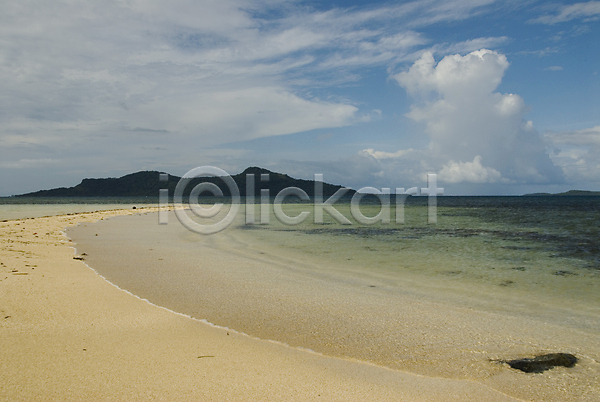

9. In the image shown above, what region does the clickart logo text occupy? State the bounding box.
[158,166,443,234]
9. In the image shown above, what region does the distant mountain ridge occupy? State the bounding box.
[523,190,600,196]
[17,167,353,198]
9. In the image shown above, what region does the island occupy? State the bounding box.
[15,167,353,198]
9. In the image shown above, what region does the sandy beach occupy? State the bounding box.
[0,208,527,401]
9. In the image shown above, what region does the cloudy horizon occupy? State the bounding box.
[1,0,599,196]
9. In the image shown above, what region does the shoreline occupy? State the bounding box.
[0,208,553,400]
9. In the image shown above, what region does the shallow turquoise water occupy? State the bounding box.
[232,198,600,326]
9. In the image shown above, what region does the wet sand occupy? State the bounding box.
[1,208,523,401]
[66,211,600,401]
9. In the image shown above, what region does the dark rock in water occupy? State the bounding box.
[132,206,137,209]
[505,353,577,373]
[554,270,577,276]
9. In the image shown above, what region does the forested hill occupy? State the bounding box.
[17,167,353,198]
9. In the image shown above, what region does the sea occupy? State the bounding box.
[4,195,600,399]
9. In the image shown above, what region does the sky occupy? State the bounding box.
[1,0,599,196]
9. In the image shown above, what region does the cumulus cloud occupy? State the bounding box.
[438,155,506,183]
[394,49,508,99]
[362,49,562,188]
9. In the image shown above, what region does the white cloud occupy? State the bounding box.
[438,155,506,183]
[111,86,365,146]
[405,0,498,27]
[544,126,600,182]
[515,47,560,57]
[546,125,600,146]
[362,49,562,187]
[360,148,415,160]
[545,66,564,71]
[393,49,509,98]
[531,1,600,24]
[319,31,427,69]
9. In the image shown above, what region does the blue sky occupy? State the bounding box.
[1,0,599,195]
